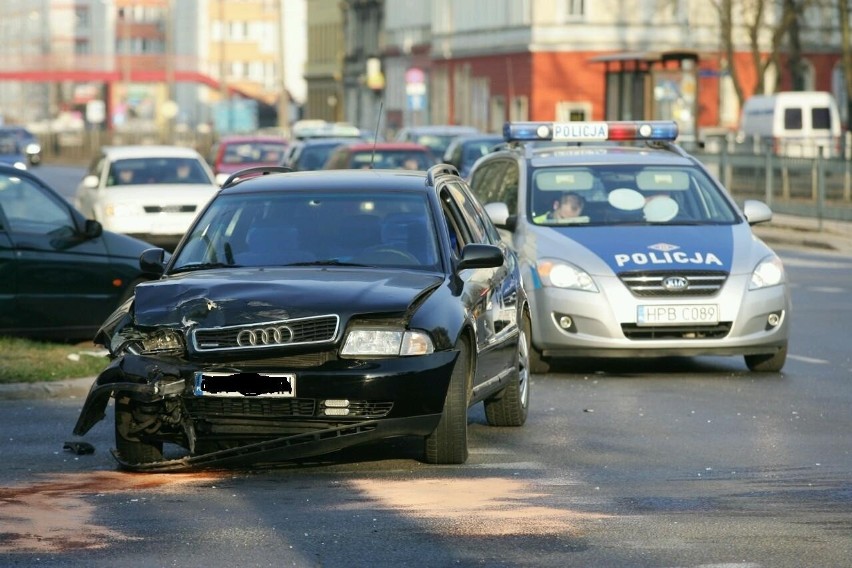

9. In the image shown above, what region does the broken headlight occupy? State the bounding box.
[117,328,186,357]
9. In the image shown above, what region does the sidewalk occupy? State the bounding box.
[753,213,852,254]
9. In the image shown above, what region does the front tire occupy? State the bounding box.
[424,339,470,464]
[744,341,788,372]
[114,396,164,465]
[484,314,531,426]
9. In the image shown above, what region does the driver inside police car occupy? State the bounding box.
[534,191,585,223]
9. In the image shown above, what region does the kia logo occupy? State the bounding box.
[662,276,689,291]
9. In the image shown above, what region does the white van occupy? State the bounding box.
[738,91,842,158]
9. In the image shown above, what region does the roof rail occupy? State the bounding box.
[222,166,293,187]
[425,164,460,187]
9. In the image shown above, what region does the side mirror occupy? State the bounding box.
[484,202,517,231]
[742,199,772,225]
[82,174,100,189]
[83,219,103,238]
[139,248,167,276]
[456,243,504,271]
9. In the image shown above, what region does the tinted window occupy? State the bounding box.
[784,108,803,130]
[0,174,71,234]
[172,191,441,271]
[812,107,832,129]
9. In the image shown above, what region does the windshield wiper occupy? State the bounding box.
[171,262,241,273]
[284,259,369,267]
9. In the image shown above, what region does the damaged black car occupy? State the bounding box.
[71,164,531,471]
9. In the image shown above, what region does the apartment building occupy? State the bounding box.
[330,0,847,139]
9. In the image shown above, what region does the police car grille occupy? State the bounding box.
[619,271,728,297]
[621,322,733,340]
[192,315,339,352]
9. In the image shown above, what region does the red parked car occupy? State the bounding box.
[209,134,289,185]
[323,141,438,170]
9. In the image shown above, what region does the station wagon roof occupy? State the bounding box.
[219,168,432,195]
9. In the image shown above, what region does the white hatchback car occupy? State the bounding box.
[76,145,220,249]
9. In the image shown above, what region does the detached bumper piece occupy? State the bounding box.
[112,421,380,472]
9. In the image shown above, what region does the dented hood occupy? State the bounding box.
[132,267,444,328]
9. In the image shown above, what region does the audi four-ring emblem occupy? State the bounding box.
[236,326,294,346]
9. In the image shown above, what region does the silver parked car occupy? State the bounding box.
[470,120,791,373]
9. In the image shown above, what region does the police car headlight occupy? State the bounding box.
[749,255,785,290]
[25,142,41,155]
[341,328,434,357]
[536,260,598,292]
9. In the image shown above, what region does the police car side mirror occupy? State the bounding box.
[742,199,772,225]
[484,202,516,231]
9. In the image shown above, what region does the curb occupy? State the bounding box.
[0,377,94,400]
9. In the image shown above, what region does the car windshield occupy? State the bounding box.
[529,164,740,226]
[107,157,212,186]
[170,190,441,272]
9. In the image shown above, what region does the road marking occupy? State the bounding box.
[789,354,829,364]
[806,286,846,293]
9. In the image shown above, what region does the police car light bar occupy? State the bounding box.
[503,121,679,143]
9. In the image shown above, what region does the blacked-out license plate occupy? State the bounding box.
[193,372,296,397]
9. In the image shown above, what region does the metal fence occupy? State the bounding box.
[35,129,852,225]
[691,144,852,224]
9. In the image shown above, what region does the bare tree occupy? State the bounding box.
[839,0,852,130]
[711,0,809,105]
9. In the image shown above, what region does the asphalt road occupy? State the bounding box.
[2,243,852,567]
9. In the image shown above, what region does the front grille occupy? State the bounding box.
[346,401,394,418]
[619,270,728,297]
[184,397,316,418]
[621,322,732,340]
[183,398,393,419]
[192,315,339,353]
[143,205,196,213]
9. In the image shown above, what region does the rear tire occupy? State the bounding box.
[424,339,470,464]
[114,396,164,465]
[484,314,530,426]
[744,341,788,372]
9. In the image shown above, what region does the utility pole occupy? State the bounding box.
[218,0,229,135]
[277,0,290,138]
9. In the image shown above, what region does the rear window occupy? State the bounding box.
[811,107,832,130]
[783,108,803,130]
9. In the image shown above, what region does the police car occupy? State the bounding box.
[469,120,790,373]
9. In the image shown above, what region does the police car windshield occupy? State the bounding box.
[529,164,740,227]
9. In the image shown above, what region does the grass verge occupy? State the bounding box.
[0,337,110,384]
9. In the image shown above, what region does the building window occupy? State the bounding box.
[555,101,591,122]
[510,96,529,121]
[563,0,585,20]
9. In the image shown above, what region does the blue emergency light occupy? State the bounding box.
[503,121,679,143]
